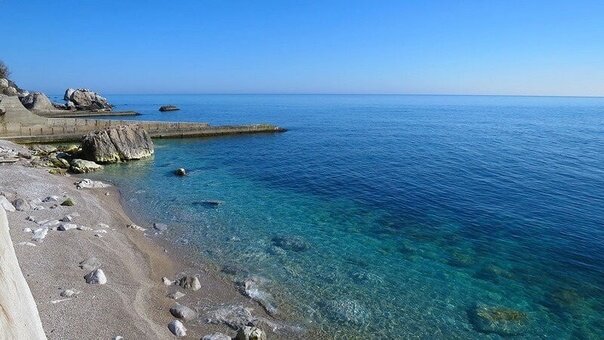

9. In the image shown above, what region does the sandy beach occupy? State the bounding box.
[0,140,284,339]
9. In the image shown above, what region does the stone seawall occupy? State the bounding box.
[0,95,285,143]
[0,207,47,340]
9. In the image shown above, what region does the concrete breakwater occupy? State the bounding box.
[0,95,285,143]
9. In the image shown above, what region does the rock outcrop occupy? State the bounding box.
[64,88,112,111]
[20,92,56,111]
[80,125,154,163]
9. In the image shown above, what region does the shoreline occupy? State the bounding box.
[0,140,299,339]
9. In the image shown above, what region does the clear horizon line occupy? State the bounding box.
[62,92,604,99]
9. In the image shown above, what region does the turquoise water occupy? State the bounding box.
[88,95,604,338]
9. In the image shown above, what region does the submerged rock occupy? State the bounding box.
[84,269,107,284]
[322,299,369,324]
[80,125,154,163]
[170,303,198,321]
[236,326,267,340]
[153,222,168,232]
[238,277,278,315]
[193,200,225,208]
[168,320,187,337]
[469,303,529,336]
[271,235,311,252]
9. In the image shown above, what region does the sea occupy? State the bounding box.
[79,94,604,338]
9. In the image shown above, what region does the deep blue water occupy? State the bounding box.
[88,94,604,338]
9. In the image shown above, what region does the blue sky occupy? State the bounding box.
[2,0,604,96]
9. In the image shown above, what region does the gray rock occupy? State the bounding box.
[81,125,154,163]
[203,333,232,340]
[79,257,101,271]
[153,223,168,232]
[175,168,186,176]
[13,198,31,212]
[20,92,56,111]
[167,291,186,300]
[58,223,78,231]
[177,276,201,291]
[206,305,256,329]
[75,179,111,189]
[70,159,103,173]
[84,268,107,284]
[168,320,187,337]
[0,78,8,88]
[60,289,79,298]
[64,88,112,111]
[0,195,16,212]
[26,216,36,222]
[32,228,48,242]
[31,145,58,156]
[60,215,73,222]
[235,326,267,340]
[159,105,180,112]
[169,303,198,321]
[3,86,18,96]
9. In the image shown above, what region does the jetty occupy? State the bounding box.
[0,95,285,143]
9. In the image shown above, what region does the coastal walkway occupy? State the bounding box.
[0,95,285,143]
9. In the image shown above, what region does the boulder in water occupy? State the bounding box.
[159,105,180,112]
[64,88,112,111]
[175,168,186,176]
[80,125,154,163]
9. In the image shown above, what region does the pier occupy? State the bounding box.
[0,95,285,143]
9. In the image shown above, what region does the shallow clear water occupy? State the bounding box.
[88,94,604,338]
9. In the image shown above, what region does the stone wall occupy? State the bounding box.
[0,207,47,339]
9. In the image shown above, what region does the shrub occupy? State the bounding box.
[0,60,10,79]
